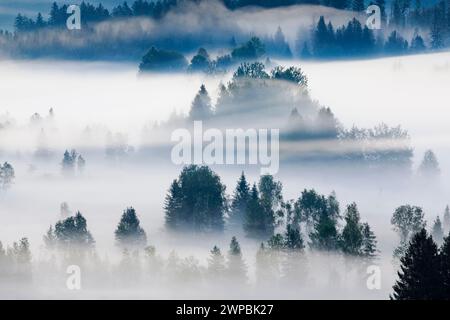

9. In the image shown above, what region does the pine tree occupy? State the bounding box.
[418,149,440,178]
[208,246,226,279]
[440,232,450,298]
[163,165,226,232]
[431,216,444,246]
[255,242,279,284]
[115,207,147,249]
[340,203,364,256]
[53,211,95,249]
[444,205,450,234]
[361,223,378,259]
[189,84,213,120]
[244,183,272,239]
[229,172,250,228]
[0,162,15,190]
[392,229,443,300]
[227,237,247,282]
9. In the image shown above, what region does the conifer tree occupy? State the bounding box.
[443,205,450,234]
[392,229,442,300]
[208,246,226,280]
[418,149,440,178]
[227,237,247,282]
[361,223,378,259]
[340,203,363,256]
[440,232,450,298]
[431,216,444,246]
[189,84,213,120]
[244,183,271,239]
[115,207,147,249]
[229,172,250,228]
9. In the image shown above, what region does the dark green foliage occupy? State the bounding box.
[244,184,272,239]
[229,172,251,228]
[270,66,308,86]
[361,223,378,259]
[139,47,188,72]
[441,232,450,298]
[46,212,95,249]
[188,48,211,73]
[231,37,266,61]
[384,31,409,54]
[392,229,443,300]
[244,175,283,239]
[115,207,147,248]
[164,165,227,232]
[340,203,363,255]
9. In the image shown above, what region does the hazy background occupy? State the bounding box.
[0,51,449,298]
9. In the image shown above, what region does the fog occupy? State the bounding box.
[1,51,450,299]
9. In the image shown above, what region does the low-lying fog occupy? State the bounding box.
[0,51,449,299]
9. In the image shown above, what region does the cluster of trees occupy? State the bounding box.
[391,203,450,259]
[61,150,85,175]
[139,37,267,73]
[0,238,32,283]
[164,165,379,260]
[14,1,181,32]
[0,162,15,191]
[392,228,450,300]
[303,16,430,59]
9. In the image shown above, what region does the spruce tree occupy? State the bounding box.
[229,172,250,228]
[418,149,440,178]
[361,223,378,259]
[431,216,444,246]
[189,84,213,120]
[115,207,147,249]
[440,232,450,298]
[208,246,226,280]
[340,203,363,256]
[443,205,450,234]
[227,237,248,282]
[244,183,271,239]
[392,229,442,300]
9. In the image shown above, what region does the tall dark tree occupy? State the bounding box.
[392,229,442,300]
[244,183,271,239]
[340,203,364,256]
[361,222,378,259]
[440,232,450,298]
[164,165,227,232]
[229,172,251,228]
[115,207,147,248]
[48,212,95,249]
